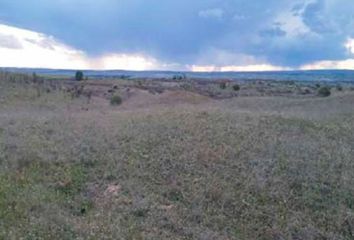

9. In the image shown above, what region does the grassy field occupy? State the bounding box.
[1,72,354,239]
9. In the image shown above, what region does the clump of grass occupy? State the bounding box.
[181,83,193,91]
[110,95,122,106]
[318,86,331,97]
[336,85,343,91]
[165,188,184,202]
[232,84,241,91]
[132,208,149,218]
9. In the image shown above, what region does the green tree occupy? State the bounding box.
[75,71,84,81]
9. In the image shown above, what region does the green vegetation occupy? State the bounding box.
[75,71,84,81]
[219,82,227,89]
[110,95,122,105]
[1,71,354,239]
[172,74,187,80]
[318,86,331,97]
[232,84,241,91]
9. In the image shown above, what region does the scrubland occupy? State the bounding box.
[1,72,354,239]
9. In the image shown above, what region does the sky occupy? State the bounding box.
[0,0,353,71]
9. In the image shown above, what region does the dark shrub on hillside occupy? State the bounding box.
[219,82,227,89]
[233,84,241,91]
[110,95,122,106]
[173,74,187,80]
[336,85,343,91]
[318,86,331,97]
[32,72,38,82]
[75,71,84,81]
[120,75,130,79]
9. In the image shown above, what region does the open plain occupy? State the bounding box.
[1,72,354,239]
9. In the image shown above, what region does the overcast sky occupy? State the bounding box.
[0,0,353,71]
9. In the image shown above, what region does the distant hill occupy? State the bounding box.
[1,67,354,82]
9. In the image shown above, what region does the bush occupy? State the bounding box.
[173,74,186,80]
[110,95,122,106]
[232,84,241,91]
[181,83,193,91]
[219,82,227,89]
[336,85,343,91]
[75,71,84,81]
[318,86,331,97]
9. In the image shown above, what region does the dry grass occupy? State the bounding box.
[1,73,354,239]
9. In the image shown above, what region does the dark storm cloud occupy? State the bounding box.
[0,0,353,67]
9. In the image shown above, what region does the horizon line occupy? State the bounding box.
[2,66,354,74]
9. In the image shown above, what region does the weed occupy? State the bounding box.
[110,95,122,106]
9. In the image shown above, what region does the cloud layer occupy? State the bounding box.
[0,0,354,70]
[0,24,163,70]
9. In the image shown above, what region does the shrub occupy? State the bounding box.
[232,84,241,91]
[173,74,186,80]
[75,71,84,81]
[318,86,331,97]
[219,82,227,89]
[303,88,311,95]
[119,75,130,79]
[181,83,193,91]
[110,95,122,106]
[136,80,143,87]
[32,72,38,82]
[336,85,343,91]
